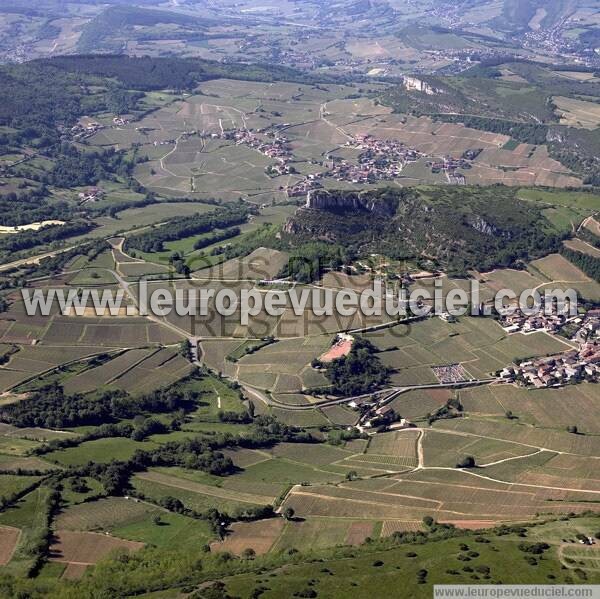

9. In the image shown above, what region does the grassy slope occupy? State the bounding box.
[222,521,600,598]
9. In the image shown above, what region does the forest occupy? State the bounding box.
[561,247,600,282]
[314,337,390,396]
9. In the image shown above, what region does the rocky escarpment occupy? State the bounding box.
[304,189,398,217]
[280,186,560,276]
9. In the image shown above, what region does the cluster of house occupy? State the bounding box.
[217,129,292,163]
[69,121,104,142]
[427,156,471,183]
[521,16,596,64]
[215,127,330,197]
[113,116,129,127]
[346,395,412,432]
[77,187,105,204]
[499,307,569,335]
[500,341,600,389]
[322,135,421,184]
[285,178,322,197]
[570,310,600,343]
[237,35,322,71]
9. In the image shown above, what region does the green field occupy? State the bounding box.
[112,510,214,551]
[45,438,157,466]
[0,474,41,499]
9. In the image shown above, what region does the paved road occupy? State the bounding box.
[240,378,498,412]
[0,245,78,273]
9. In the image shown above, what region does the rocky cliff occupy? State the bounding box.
[304,189,398,217]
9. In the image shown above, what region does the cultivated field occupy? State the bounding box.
[0,527,20,566]
[211,518,285,556]
[49,530,144,571]
[366,316,568,382]
[82,79,582,203]
[55,497,160,531]
[270,518,376,552]
[281,465,600,523]
[459,383,600,434]
[554,95,600,129]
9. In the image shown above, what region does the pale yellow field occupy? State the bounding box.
[554,96,600,129]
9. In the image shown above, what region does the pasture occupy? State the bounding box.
[0,487,54,575]
[112,510,214,551]
[224,521,600,597]
[45,438,157,467]
[0,475,42,499]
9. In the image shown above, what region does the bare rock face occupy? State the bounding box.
[468,215,498,236]
[304,189,397,217]
[467,215,510,238]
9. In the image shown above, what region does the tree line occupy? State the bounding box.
[561,247,600,282]
[125,203,251,254]
[0,378,200,429]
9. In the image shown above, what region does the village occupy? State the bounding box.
[311,305,600,434]
[491,306,600,389]
[327,134,423,184]
[68,110,478,195]
[209,122,478,190]
[498,306,570,335]
[500,340,600,389]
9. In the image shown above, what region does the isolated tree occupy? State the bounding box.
[241,548,256,560]
[283,507,295,521]
[152,514,162,526]
[456,456,476,469]
[567,425,578,434]
[422,516,434,527]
